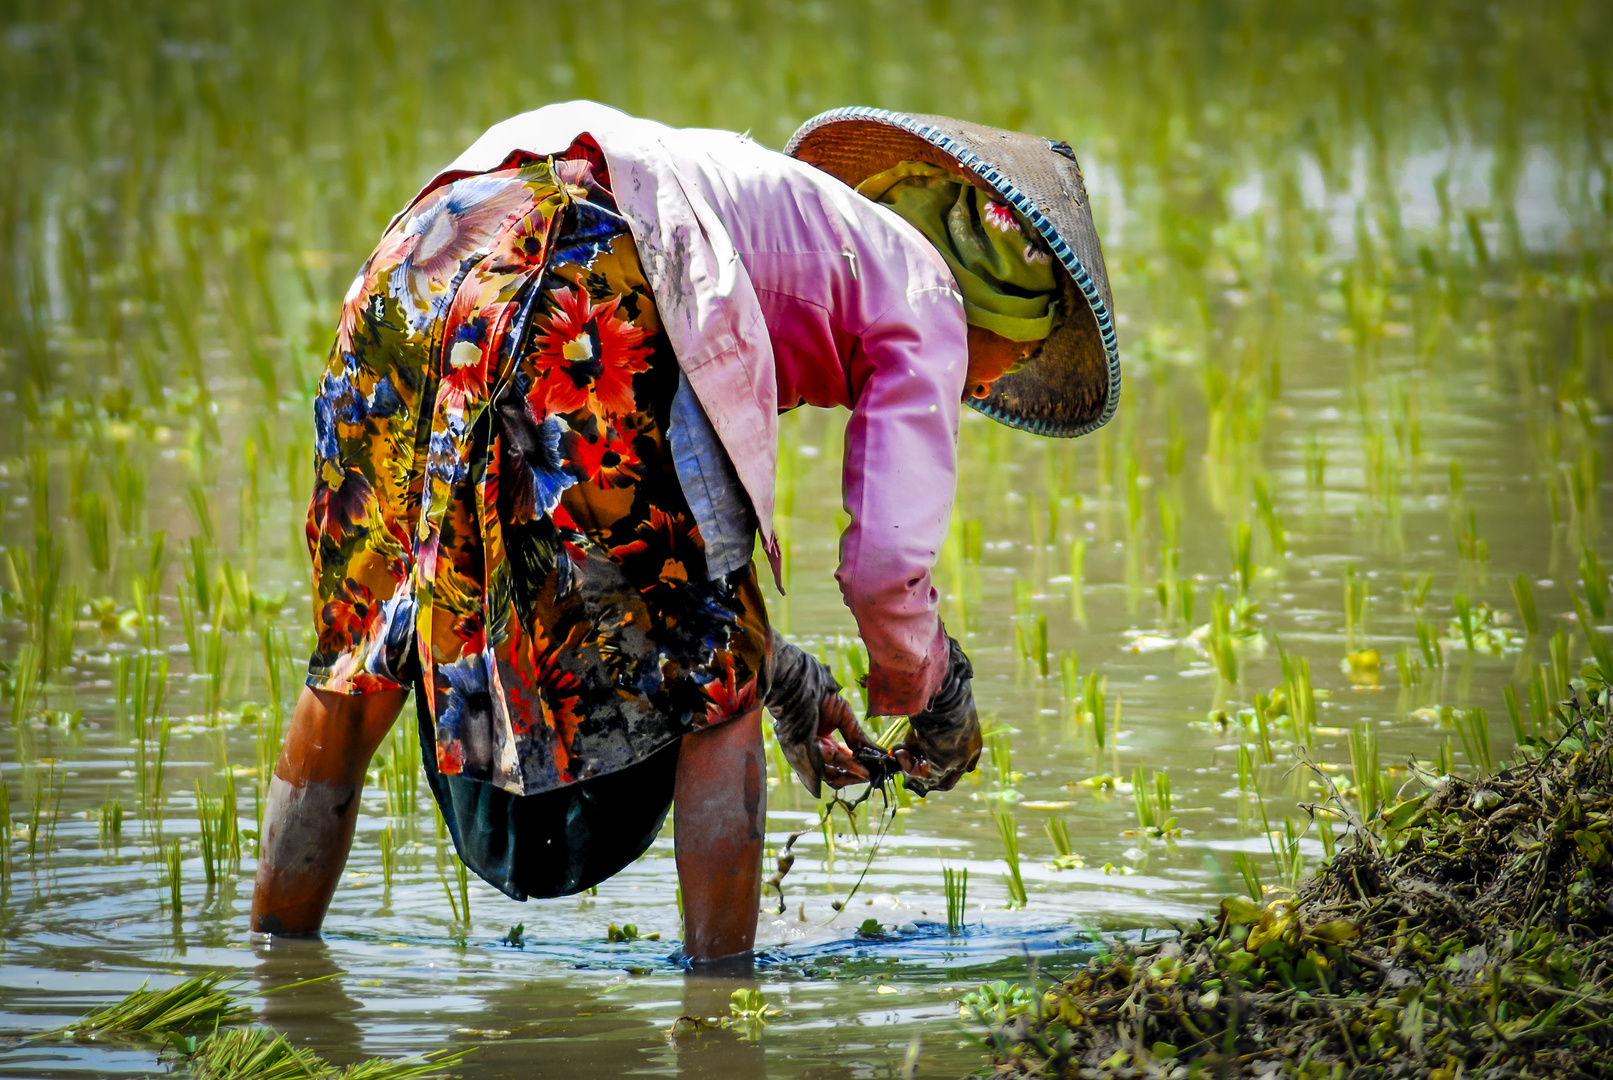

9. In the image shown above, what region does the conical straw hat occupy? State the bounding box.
[787,108,1119,438]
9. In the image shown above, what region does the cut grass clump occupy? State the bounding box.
[172,1024,462,1080]
[61,973,248,1036]
[57,973,464,1079]
[971,686,1613,1078]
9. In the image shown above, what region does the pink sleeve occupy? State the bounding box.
[837,286,968,716]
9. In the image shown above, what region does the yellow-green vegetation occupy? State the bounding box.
[47,974,462,1079]
[967,686,1613,1078]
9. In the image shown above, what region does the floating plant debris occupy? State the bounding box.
[970,687,1613,1078]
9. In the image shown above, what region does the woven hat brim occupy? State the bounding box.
[786,108,1120,439]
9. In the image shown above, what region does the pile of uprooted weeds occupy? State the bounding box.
[969,687,1613,1079]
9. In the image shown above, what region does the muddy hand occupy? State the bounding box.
[894,633,982,796]
[816,693,896,788]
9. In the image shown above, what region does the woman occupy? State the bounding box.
[250,102,1118,964]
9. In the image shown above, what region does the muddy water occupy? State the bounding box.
[1,3,1609,1077]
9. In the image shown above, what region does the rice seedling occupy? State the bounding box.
[164,840,183,919]
[1581,546,1609,620]
[1230,851,1263,903]
[1416,619,1444,669]
[0,780,10,887]
[1279,651,1316,747]
[1454,707,1494,775]
[1550,629,1573,702]
[1394,646,1423,688]
[1230,522,1253,596]
[1348,722,1381,819]
[177,1024,464,1080]
[1511,574,1540,635]
[1342,565,1367,647]
[1059,650,1079,720]
[944,865,968,933]
[60,972,249,1036]
[1207,587,1239,684]
[1453,592,1477,651]
[1068,538,1086,622]
[1082,671,1107,748]
[993,812,1027,909]
[1235,743,1256,793]
[1046,818,1074,858]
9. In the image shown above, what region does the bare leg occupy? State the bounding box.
[674,708,765,963]
[250,685,407,936]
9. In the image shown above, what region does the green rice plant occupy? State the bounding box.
[961,518,982,564]
[196,783,221,888]
[1230,522,1253,595]
[1032,613,1049,678]
[1253,474,1285,556]
[181,1024,462,1080]
[1278,816,1305,889]
[112,455,147,536]
[1581,546,1609,621]
[164,839,183,918]
[380,826,396,892]
[1231,851,1263,903]
[0,780,9,887]
[1125,458,1143,535]
[1177,578,1195,629]
[1550,629,1573,702]
[25,773,44,857]
[944,865,969,934]
[1528,666,1552,734]
[1342,565,1368,646]
[1130,764,1156,832]
[1059,650,1079,720]
[61,972,248,1036]
[987,732,1015,791]
[148,719,173,819]
[1395,646,1423,688]
[1304,431,1326,489]
[1235,743,1256,793]
[1069,538,1086,621]
[1416,619,1444,668]
[1010,581,1033,663]
[1252,693,1275,764]
[1046,818,1073,858]
[1512,574,1540,635]
[1280,652,1316,747]
[1317,812,1337,862]
[1455,708,1494,775]
[1082,671,1106,748]
[185,538,212,619]
[8,642,42,725]
[1454,593,1477,651]
[1577,611,1613,688]
[1208,587,1239,684]
[81,491,110,574]
[186,481,217,546]
[1455,509,1488,563]
[1348,722,1381,819]
[1504,684,1526,743]
[993,812,1027,908]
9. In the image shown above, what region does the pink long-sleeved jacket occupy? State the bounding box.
[429,102,966,715]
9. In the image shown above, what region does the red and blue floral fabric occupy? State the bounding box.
[305,148,768,797]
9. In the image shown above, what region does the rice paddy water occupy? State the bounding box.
[0,1,1609,1076]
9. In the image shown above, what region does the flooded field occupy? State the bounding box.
[1,2,1610,1076]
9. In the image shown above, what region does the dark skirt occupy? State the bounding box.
[417,689,680,901]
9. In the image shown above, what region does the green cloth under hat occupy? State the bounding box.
[857,161,1058,343]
